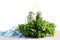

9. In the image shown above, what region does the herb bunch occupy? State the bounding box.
[17,12,56,38]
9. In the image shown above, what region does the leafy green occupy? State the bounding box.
[17,12,56,38]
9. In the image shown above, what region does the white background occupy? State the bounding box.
[0,0,60,31]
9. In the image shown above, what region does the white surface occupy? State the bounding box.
[0,31,60,40]
[0,0,60,31]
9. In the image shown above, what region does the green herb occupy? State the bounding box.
[17,11,56,38]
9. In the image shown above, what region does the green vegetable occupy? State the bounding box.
[17,11,56,38]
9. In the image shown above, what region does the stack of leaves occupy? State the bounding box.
[17,12,56,38]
